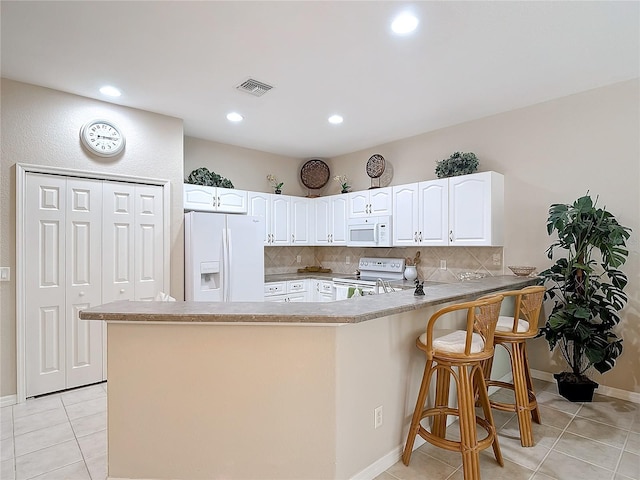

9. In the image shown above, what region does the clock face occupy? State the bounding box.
[80,120,125,157]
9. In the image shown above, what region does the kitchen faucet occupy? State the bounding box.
[376,278,393,294]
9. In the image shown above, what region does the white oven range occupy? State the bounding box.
[333,257,406,300]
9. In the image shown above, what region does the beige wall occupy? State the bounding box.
[0,79,185,398]
[184,136,311,196]
[329,79,640,394]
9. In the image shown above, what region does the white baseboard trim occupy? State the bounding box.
[530,369,640,404]
[1,394,17,407]
[350,437,426,480]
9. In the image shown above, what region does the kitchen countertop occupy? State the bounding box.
[80,275,540,325]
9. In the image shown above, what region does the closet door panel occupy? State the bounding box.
[135,184,164,301]
[103,182,135,303]
[25,174,67,397]
[65,178,103,389]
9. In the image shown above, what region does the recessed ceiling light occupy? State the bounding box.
[391,12,419,35]
[226,112,243,122]
[328,115,343,125]
[99,85,121,97]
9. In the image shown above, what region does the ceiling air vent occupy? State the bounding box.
[236,78,274,97]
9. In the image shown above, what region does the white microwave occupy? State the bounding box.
[347,216,392,247]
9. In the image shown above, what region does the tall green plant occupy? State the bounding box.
[539,194,631,377]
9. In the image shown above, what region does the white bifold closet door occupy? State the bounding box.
[25,174,104,397]
[25,174,165,397]
[102,182,164,303]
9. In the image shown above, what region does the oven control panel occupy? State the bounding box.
[358,257,405,274]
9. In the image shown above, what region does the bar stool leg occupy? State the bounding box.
[432,367,451,438]
[522,343,541,424]
[456,365,481,480]
[474,365,503,467]
[511,342,534,447]
[402,360,433,466]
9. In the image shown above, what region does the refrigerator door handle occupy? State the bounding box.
[223,227,231,302]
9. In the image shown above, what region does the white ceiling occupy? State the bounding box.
[2,1,639,159]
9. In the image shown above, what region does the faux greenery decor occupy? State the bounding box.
[186,167,234,188]
[539,194,631,394]
[435,151,479,178]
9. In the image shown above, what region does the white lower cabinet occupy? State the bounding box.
[264,280,309,302]
[24,172,166,397]
[313,280,335,302]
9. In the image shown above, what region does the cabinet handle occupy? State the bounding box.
[419,232,423,242]
[414,232,418,242]
[217,196,221,207]
[292,234,295,242]
[449,230,454,242]
[329,233,333,243]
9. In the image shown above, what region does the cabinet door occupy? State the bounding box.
[134,184,165,300]
[248,192,270,245]
[369,187,392,216]
[449,172,495,246]
[217,188,248,214]
[65,178,103,389]
[183,184,216,212]
[348,191,369,218]
[25,174,67,396]
[314,197,331,245]
[392,184,419,246]
[270,195,291,245]
[330,195,348,245]
[291,197,312,245]
[419,179,449,246]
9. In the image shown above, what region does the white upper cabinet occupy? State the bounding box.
[248,192,291,246]
[290,196,313,245]
[314,194,348,245]
[448,171,504,246]
[392,173,502,247]
[348,187,392,218]
[184,184,248,213]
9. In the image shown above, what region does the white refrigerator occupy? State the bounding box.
[185,211,264,302]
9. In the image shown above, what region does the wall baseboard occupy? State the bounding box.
[1,394,17,407]
[531,369,640,404]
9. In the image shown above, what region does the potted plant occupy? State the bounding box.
[435,151,479,178]
[267,174,283,194]
[539,194,631,402]
[186,167,234,188]
[334,175,350,194]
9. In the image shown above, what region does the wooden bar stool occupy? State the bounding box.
[480,285,545,447]
[402,294,505,480]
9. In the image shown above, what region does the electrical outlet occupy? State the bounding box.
[346,256,351,265]
[0,267,9,282]
[492,253,501,266]
[296,255,302,264]
[374,406,383,429]
[440,260,447,270]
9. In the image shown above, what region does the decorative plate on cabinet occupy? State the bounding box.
[300,159,330,189]
[366,154,385,178]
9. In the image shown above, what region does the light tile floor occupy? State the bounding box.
[0,379,638,480]
[1,383,107,480]
[378,378,640,480]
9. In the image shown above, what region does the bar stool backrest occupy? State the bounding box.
[481,285,545,336]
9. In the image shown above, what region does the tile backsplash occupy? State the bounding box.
[265,246,504,283]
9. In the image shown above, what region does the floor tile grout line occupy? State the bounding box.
[610,429,631,478]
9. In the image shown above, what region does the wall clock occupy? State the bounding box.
[80,119,125,157]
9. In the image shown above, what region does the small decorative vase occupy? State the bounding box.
[341,189,349,194]
[404,266,417,281]
[274,189,282,194]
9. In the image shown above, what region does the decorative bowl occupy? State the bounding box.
[508,266,537,277]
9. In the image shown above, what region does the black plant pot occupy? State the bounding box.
[554,373,598,402]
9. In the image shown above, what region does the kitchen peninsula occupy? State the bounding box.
[81,276,537,480]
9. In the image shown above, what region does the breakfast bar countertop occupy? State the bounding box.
[80,275,539,325]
